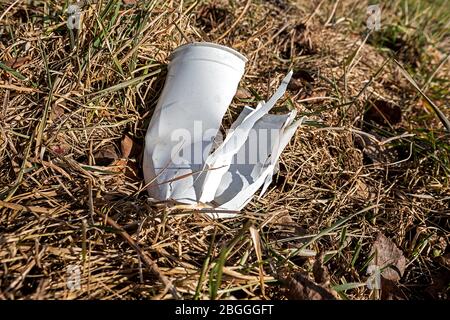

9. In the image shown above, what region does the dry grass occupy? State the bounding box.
[0,0,449,300]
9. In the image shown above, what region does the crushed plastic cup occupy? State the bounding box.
[143,42,303,217]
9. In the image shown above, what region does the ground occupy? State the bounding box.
[0,0,449,300]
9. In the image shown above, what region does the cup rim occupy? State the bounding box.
[169,42,248,63]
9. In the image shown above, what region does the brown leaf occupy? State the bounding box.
[368,234,408,300]
[109,158,128,173]
[268,212,295,231]
[354,132,399,164]
[50,104,65,122]
[370,233,407,282]
[235,88,252,100]
[4,56,31,69]
[50,144,71,156]
[49,135,71,156]
[278,253,338,301]
[94,145,118,165]
[313,250,330,285]
[282,272,337,300]
[287,78,303,92]
[380,278,407,300]
[354,179,370,200]
[123,0,137,4]
[120,135,134,158]
[108,159,140,181]
[288,69,315,91]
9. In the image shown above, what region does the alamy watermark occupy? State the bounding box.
[367,4,381,31]
[66,3,382,32]
[66,264,81,291]
[366,265,382,289]
[67,4,81,30]
[165,122,283,167]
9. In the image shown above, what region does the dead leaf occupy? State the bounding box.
[281,272,337,300]
[123,0,137,4]
[380,278,407,300]
[288,69,315,91]
[277,251,338,300]
[354,179,370,200]
[50,145,68,156]
[273,212,294,225]
[287,78,303,92]
[121,135,134,158]
[313,250,330,285]
[109,158,128,173]
[4,56,31,69]
[94,145,118,165]
[108,159,139,180]
[235,88,252,100]
[50,103,65,122]
[49,135,71,156]
[370,232,407,281]
[268,212,296,232]
[354,132,399,164]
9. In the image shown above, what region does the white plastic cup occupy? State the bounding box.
[143,42,248,203]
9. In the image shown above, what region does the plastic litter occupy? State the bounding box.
[143,42,302,217]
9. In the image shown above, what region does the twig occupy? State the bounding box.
[0,200,57,214]
[422,53,449,93]
[325,0,340,26]
[305,0,326,26]
[0,0,22,22]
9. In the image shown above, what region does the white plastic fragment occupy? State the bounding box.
[143,42,302,217]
